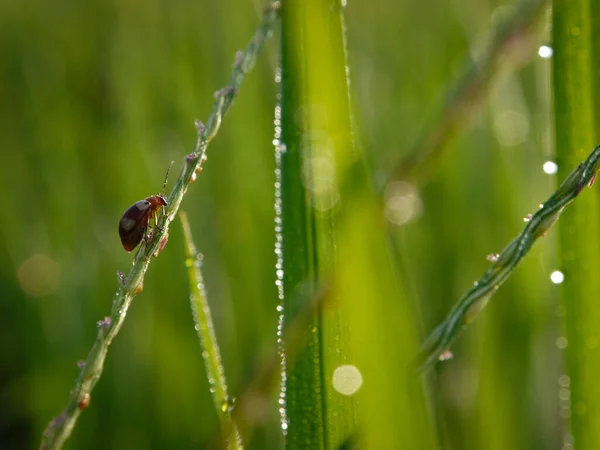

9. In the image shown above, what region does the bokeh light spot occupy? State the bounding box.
[384,181,423,226]
[551,270,564,284]
[493,110,529,147]
[556,337,568,349]
[17,253,61,297]
[333,364,363,396]
[543,161,558,175]
[538,45,553,58]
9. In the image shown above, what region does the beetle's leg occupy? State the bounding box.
[142,215,154,245]
[154,206,166,232]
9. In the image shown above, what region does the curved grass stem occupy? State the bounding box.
[417,144,600,372]
[39,2,280,449]
[386,0,549,187]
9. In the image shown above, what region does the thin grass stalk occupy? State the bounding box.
[553,0,600,446]
[417,145,600,371]
[180,212,242,449]
[39,3,280,448]
[385,0,549,187]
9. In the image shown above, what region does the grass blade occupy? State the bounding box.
[553,0,600,446]
[180,211,242,449]
[279,1,433,448]
[417,145,600,371]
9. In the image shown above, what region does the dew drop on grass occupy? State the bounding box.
[486,253,499,262]
[273,68,289,435]
[220,396,235,413]
[550,270,565,284]
[439,349,454,361]
[538,45,553,58]
[559,388,570,401]
[543,161,558,174]
[558,374,570,387]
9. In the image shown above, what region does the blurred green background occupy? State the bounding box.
[0,0,565,448]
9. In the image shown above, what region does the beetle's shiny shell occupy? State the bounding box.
[119,195,167,252]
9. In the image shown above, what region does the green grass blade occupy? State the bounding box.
[279,1,358,447]
[553,0,600,446]
[278,2,329,446]
[180,212,242,449]
[279,1,433,448]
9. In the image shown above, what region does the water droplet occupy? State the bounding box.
[486,253,499,262]
[550,270,564,284]
[538,45,553,58]
[439,349,454,361]
[220,396,235,413]
[543,161,558,175]
[274,67,281,83]
[523,214,533,222]
[558,374,570,387]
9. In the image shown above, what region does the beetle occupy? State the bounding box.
[119,163,172,252]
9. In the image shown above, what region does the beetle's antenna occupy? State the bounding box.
[162,161,174,196]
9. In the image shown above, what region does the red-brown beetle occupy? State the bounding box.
[119,164,172,252]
